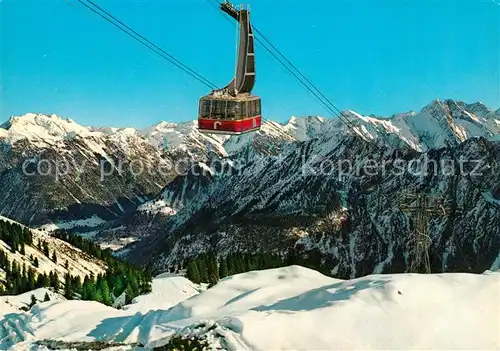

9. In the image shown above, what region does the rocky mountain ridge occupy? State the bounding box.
[0,99,498,274]
[124,134,500,278]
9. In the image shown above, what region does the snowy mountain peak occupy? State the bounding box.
[4,113,84,131]
[151,121,178,130]
[141,120,197,149]
[287,115,326,124]
[421,99,448,113]
[116,127,137,136]
[1,99,497,155]
[1,113,91,143]
[283,116,329,141]
[465,101,492,117]
[421,99,491,118]
[392,111,417,119]
[90,126,119,135]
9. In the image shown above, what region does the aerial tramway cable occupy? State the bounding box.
[252,26,362,133]
[253,17,396,148]
[209,0,400,149]
[204,0,300,139]
[69,0,386,145]
[204,0,337,139]
[207,0,366,140]
[69,0,288,139]
[71,0,218,90]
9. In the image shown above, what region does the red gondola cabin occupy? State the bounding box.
[198,95,261,135]
[198,2,261,135]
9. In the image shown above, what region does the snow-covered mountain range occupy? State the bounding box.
[0,99,499,276]
[124,132,500,276]
[1,99,498,157]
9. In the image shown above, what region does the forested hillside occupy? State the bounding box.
[0,218,151,307]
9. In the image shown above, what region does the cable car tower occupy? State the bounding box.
[198,1,262,135]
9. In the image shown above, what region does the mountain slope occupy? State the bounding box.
[0,99,498,236]
[402,100,499,149]
[123,133,500,277]
[141,99,499,218]
[0,114,174,225]
[0,287,64,315]
[0,216,107,292]
[0,213,154,324]
[0,114,294,227]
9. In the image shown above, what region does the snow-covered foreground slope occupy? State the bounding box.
[2,266,499,350]
[123,272,200,314]
[0,288,64,315]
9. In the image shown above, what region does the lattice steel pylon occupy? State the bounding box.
[399,193,451,273]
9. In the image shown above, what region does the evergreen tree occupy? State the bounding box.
[72,275,82,295]
[186,261,201,284]
[113,275,125,297]
[234,253,244,274]
[52,251,57,264]
[207,253,219,281]
[219,259,228,278]
[50,271,60,291]
[42,241,50,257]
[23,228,33,245]
[27,268,36,291]
[82,276,95,300]
[44,292,50,302]
[140,278,152,294]
[197,258,209,283]
[29,294,37,309]
[0,250,7,269]
[101,279,111,306]
[124,284,135,305]
[34,257,39,268]
[226,255,235,275]
[37,273,50,288]
[126,273,139,296]
[208,269,218,286]
[64,273,73,299]
[94,289,103,304]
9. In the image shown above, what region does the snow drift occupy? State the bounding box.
[1,266,499,350]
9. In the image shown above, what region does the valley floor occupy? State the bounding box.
[1,266,499,350]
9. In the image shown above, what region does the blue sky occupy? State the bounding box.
[1,0,499,127]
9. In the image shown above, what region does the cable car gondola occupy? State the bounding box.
[198,1,261,135]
